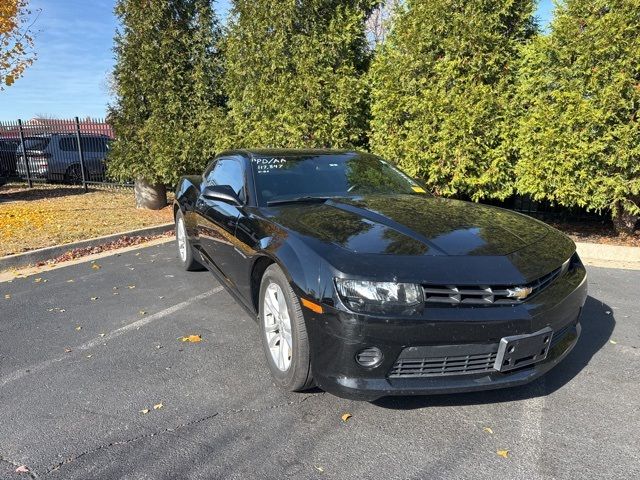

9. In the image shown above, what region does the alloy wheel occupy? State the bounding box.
[176,216,187,262]
[263,282,293,372]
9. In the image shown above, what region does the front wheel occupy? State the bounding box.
[175,210,204,271]
[259,264,314,392]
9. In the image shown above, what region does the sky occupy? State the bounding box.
[0,0,554,122]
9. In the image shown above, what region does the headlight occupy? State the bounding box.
[335,279,423,314]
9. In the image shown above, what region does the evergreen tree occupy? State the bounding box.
[369,0,536,201]
[223,0,374,149]
[108,0,226,207]
[515,0,640,233]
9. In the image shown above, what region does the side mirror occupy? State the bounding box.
[201,184,242,206]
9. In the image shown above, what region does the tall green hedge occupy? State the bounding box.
[108,0,226,187]
[515,0,640,232]
[369,0,536,201]
[222,0,374,149]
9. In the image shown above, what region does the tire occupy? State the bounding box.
[175,209,204,271]
[259,264,314,392]
[64,164,83,184]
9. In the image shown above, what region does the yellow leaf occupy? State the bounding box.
[4,294,10,299]
[34,277,42,283]
[609,340,617,345]
[180,335,202,343]
[67,279,74,283]
[153,403,163,410]
[128,285,136,289]
[75,326,82,331]
[91,263,101,270]
[341,413,352,422]
[483,427,494,434]
[5,75,15,86]
[497,450,509,459]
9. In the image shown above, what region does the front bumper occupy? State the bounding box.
[304,266,587,401]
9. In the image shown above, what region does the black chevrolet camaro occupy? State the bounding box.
[174,149,588,400]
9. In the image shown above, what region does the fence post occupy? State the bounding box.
[74,116,88,192]
[17,119,32,188]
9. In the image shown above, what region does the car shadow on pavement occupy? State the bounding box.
[373,295,614,410]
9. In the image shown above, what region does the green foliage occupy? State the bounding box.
[515,0,640,222]
[222,0,374,149]
[107,0,226,186]
[369,0,536,201]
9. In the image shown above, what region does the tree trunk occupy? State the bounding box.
[612,210,639,235]
[134,178,167,210]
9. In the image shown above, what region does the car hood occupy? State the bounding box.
[265,195,554,257]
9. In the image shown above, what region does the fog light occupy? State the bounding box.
[355,347,383,368]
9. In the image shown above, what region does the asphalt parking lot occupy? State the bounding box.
[0,242,638,480]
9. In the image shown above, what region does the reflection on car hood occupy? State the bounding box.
[266,195,555,256]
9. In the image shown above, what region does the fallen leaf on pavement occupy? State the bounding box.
[34,277,42,283]
[67,279,74,283]
[128,285,136,289]
[15,465,29,473]
[4,294,10,299]
[64,348,72,353]
[75,326,82,331]
[140,409,150,414]
[91,296,99,301]
[99,333,106,337]
[86,355,92,358]
[180,335,202,343]
[315,466,324,473]
[154,403,163,410]
[139,310,147,315]
[610,340,617,345]
[483,427,494,434]
[341,413,352,422]
[497,450,509,458]
[91,263,101,270]
[59,309,66,313]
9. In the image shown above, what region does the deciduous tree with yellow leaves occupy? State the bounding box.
[0,0,36,88]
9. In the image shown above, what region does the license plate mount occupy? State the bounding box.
[494,327,553,372]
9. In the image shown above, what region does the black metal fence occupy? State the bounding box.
[482,195,610,225]
[0,118,125,190]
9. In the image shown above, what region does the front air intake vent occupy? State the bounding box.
[422,265,564,306]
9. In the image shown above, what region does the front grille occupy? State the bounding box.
[422,265,564,306]
[389,350,498,378]
[389,322,575,379]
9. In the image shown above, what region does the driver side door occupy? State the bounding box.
[195,157,246,285]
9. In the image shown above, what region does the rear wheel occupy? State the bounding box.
[64,164,83,184]
[175,209,204,271]
[259,264,314,391]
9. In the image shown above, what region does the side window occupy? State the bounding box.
[80,137,108,153]
[59,138,76,151]
[207,159,245,202]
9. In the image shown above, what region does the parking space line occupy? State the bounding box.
[0,286,224,388]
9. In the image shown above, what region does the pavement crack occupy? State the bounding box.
[43,392,324,476]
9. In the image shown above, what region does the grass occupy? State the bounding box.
[0,184,173,257]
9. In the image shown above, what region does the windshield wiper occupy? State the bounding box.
[267,196,333,206]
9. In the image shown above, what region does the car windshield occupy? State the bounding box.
[252,152,426,206]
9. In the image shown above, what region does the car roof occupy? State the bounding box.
[218,148,361,159]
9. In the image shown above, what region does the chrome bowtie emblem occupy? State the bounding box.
[506,286,533,300]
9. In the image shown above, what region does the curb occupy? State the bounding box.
[576,241,640,270]
[0,223,174,272]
